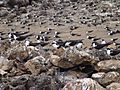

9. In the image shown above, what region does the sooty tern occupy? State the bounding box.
[25,39,48,47]
[92,41,112,50]
[13,33,33,41]
[64,39,84,48]
[106,48,120,56]
[52,39,64,49]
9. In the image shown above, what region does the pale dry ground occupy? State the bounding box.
[0,20,120,49]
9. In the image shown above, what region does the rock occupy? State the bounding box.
[92,71,120,86]
[7,0,30,7]
[0,56,13,71]
[32,75,61,90]
[27,75,62,90]
[70,0,78,2]
[0,69,7,76]
[25,56,46,75]
[50,55,74,69]
[0,1,4,6]
[10,84,26,90]
[90,49,110,60]
[0,9,9,17]
[0,83,9,90]
[50,51,97,69]
[56,70,88,85]
[8,50,29,63]
[106,82,120,90]
[97,60,120,71]
[62,78,106,90]
[92,72,105,79]
[10,75,29,88]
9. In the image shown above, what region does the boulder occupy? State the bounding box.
[25,56,46,75]
[97,60,120,71]
[92,71,120,86]
[0,56,13,71]
[106,82,120,90]
[50,52,97,69]
[62,78,106,90]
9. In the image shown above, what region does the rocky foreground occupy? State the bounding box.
[0,0,120,90]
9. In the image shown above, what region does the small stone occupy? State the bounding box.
[62,78,106,90]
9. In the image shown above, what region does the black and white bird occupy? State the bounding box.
[100,39,107,44]
[92,41,112,50]
[64,39,84,48]
[107,30,116,36]
[13,33,33,41]
[53,31,60,38]
[113,42,120,48]
[87,35,95,40]
[86,30,93,34]
[25,38,48,47]
[106,48,120,56]
[70,25,78,30]
[70,31,81,36]
[52,39,64,49]
[111,38,118,42]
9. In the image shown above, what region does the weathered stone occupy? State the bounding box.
[92,72,120,86]
[50,55,74,68]
[0,69,7,76]
[25,56,46,75]
[97,60,120,71]
[9,75,29,87]
[0,56,13,71]
[0,83,9,90]
[8,50,29,62]
[27,75,62,90]
[50,51,97,69]
[57,70,88,85]
[62,78,106,90]
[106,82,120,90]
[0,9,8,17]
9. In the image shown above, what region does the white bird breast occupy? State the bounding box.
[65,42,71,46]
[92,43,97,47]
[52,43,59,48]
[106,50,111,55]
[76,43,83,48]
[25,40,30,46]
